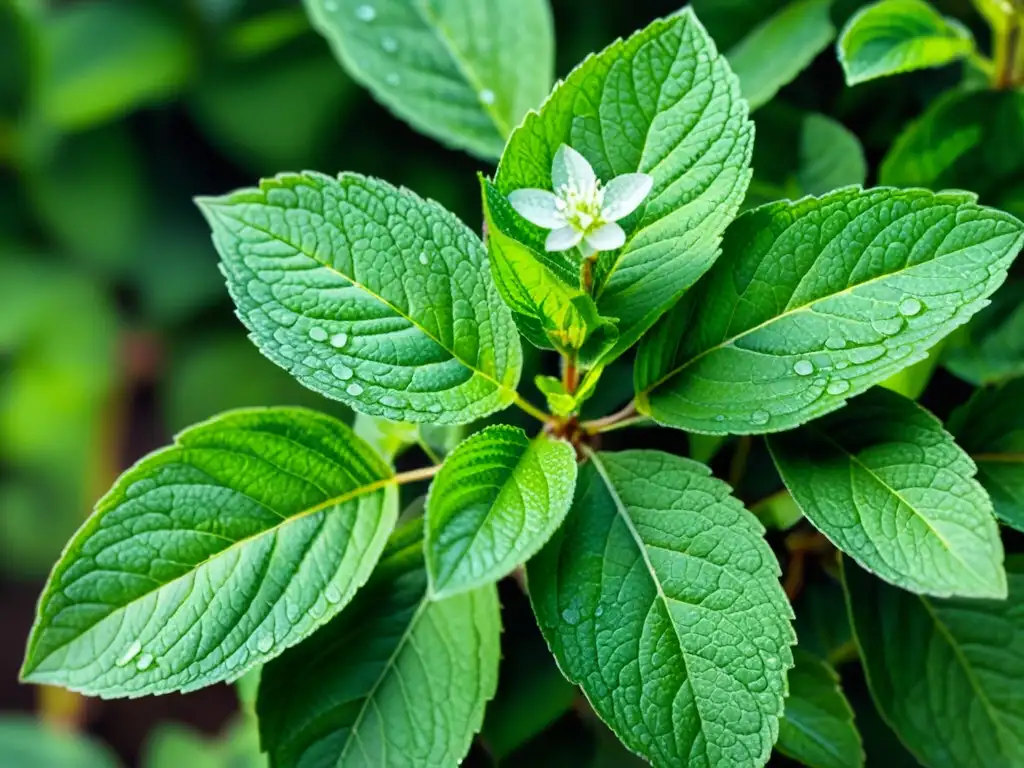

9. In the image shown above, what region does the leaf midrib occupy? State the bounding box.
[24,470,397,675]
[214,202,516,400]
[639,219,1020,400]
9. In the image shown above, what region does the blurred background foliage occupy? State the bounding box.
[0,0,1019,765]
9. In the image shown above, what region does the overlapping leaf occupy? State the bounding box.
[844,558,1024,767]
[529,450,793,767]
[636,187,1024,435]
[838,0,975,85]
[304,0,553,159]
[490,8,754,361]
[21,408,398,697]
[425,425,577,598]
[198,172,522,425]
[944,280,1024,385]
[258,522,501,767]
[948,380,1024,532]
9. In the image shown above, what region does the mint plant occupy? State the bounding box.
[19,2,1024,767]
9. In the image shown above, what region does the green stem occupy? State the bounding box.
[513,394,551,424]
[582,401,639,434]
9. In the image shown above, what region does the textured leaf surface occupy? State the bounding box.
[838,0,974,85]
[529,450,794,767]
[881,89,1024,218]
[198,172,522,425]
[948,380,1024,532]
[636,187,1024,435]
[769,387,1005,598]
[426,425,576,598]
[777,649,863,768]
[21,408,398,697]
[492,8,753,360]
[944,280,1024,385]
[258,522,500,767]
[844,557,1024,767]
[304,0,553,159]
[727,0,835,111]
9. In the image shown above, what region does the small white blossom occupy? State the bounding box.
[508,144,654,255]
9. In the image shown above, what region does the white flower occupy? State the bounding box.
[508,144,654,255]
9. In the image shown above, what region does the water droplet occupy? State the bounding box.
[873,316,905,336]
[715,414,726,423]
[136,653,155,671]
[849,345,886,364]
[825,337,847,350]
[765,656,780,669]
[381,35,398,53]
[750,410,771,427]
[256,633,274,653]
[428,403,443,414]
[347,382,365,397]
[827,380,851,395]
[418,252,428,265]
[116,640,142,667]
[594,605,604,617]
[332,364,354,381]
[325,584,342,604]
[813,377,827,387]
[308,327,328,342]
[479,88,496,105]
[793,360,814,377]
[561,605,580,625]
[899,297,923,317]
[380,395,401,408]
[354,4,376,21]
[330,332,348,348]
[385,73,401,86]
[836,360,849,370]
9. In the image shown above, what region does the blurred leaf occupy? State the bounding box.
[792,577,854,663]
[943,279,1024,386]
[39,1,193,130]
[797,113,868,195]
[777,649,864,768]
[0,1,34,120]
[0,716,119,767]
[880,88,1024,210]
[225,8,310,59]
[304,0,554,159]
[691,0,791,49]
[190,45,355,174]
[143,718,266,768]
[689,432,729,464]
[838,0,975,85]
[163,333,347,433]
[26,126,147,276]
[879,339,946,400]
[751,490,804,530]
[353,412,419,462]
[728,0,836,111]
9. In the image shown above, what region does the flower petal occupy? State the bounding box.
[584,222,626,252]
[552,144,597,196]
[545,225,584,252]
[601,173,654,221]
[507,189,566,230]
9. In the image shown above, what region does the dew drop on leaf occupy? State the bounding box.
[380,395,401,408]
[381,36,398,53]
[330,332,348,348]
[135,653,155,671]
[385,73,401,86]
[750,410,771,426]
[825,336,847,350]
[715,414,726,422]
[793,360,814,376]
[827,380,851,395]
[116,640,142,667]
[872,316,905,336]
[899,297,923,316]
[479,89,496,105]
[332,364,354,381]
[594,605,604,617]
[428,403,443,414]
[308,327,328,342]
[418,252,428,265]
[347,382,365,397]
[256,634,274,653]
[765,655,780,669]
[354,4,376,21]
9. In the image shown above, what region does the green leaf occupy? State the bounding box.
[791,578,853,664]
[727,0,836,111]
[197,172,523,425]
[635,187,1024,435]
[837,0,975,85]
[0,716,119,768]
[354,413,419,463]
[426,425,576,598]
[843,557,1024,768]
[143,719,266,768]
[777,649,864,768]
[492,8,754,361]
[303,0,553,159]
[21,408,399,697]
[943,279,1024,385]
[879,90,1024,211]
[768,387,1005,598]
[257,521,500,767]
[948,379,1024,532]
[751,490,804,531]
[39,1,193,130]
[797,113,868,197]
[529,450,794,767]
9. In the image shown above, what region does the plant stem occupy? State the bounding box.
[992,3,1023,87]
[563,356,579,395]
[513,394,551,424]
[583,400,639,433]
[393,464,442,485]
